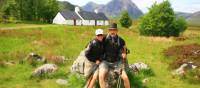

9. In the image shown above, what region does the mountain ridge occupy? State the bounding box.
[82,0,143,19]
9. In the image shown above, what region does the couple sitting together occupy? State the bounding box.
[84,23,130,88]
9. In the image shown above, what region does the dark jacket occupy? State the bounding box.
[103,35,125,62]
[85,39,104,62]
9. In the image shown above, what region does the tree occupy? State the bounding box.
[138,1,187,37]
[42,0,59,23]
[0,0,59,23]
[119,11,132,28]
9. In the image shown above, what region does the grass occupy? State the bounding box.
[0,24,200,88]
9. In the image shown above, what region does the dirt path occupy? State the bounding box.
[0,25,57,30]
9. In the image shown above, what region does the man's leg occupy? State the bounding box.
[99,61,108,88]
[121,70,130,88]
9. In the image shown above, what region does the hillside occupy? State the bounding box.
[187,11,200,26]
[58,1,75,11]
[176,12,192,18]
[0,24,200,88]
[82,0,143,19]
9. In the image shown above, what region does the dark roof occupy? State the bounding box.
[60,10,81,20]
[60,10,109,20]
[97,12,109,20]
[78,11,108,20]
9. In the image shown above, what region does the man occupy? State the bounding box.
[85,29,104,88]
[99,23,130,88]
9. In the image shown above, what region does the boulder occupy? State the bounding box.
[71,50,130,88]
[56,79,68,85]
[129,62,150,72]
[5,61,15,66]
[31,64,58,77]
[26,52,45,61]
[172,62,198,75]
[25,53,46,66]
[71,50,96,78]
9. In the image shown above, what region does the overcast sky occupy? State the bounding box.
[58,0,200,13]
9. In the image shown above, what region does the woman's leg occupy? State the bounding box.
[87,69,99,88]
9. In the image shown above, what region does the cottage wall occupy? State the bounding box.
[97,20,104,26]
[65,20,74,25]
[82,20,95,25]
[105,21,109,25]
[76,20,82,25]
[53,13,66,24]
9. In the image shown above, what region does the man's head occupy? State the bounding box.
[95,29,104,41]
[108,23,118,37]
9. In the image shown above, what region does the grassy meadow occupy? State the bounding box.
[0,24,200,88]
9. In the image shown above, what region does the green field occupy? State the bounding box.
[0,24,200,88]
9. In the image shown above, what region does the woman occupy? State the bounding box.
[85,29,104,88]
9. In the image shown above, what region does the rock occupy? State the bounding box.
[71,50,95,77]
[71,50,131,87]
[193,50,200,55]
[172,62,198,75]
[31,64,58,77]
[142,78,149,85]
[25,53,46,65]
[56,79,68,85]
[25,53,46,66]
[129,62,149,72]
[5,61,15,66]
[27,53,45,61]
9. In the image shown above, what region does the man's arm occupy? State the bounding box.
[120,38,127,62]
[122,46,127,62]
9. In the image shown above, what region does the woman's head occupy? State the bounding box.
[95,29,104,41]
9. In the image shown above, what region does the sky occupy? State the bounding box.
[58,0,200,13]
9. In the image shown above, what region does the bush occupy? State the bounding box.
[174,17,187,33]
[66,73,86,88]
[184,69,200,84]
[119,11,132,28]
[127,70,144,88]
[138,1,187,37]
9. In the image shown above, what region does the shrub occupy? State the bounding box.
[138,1,187,37]
[184,69,200,84]
[66,73,86,88]
[174,17,187,33]
[127,70,144,88]
[119,11,132,28]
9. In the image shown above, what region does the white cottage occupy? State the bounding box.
[53,7,109,26]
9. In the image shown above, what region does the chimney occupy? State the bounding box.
[75,7,80,13]
[94,9,98,14]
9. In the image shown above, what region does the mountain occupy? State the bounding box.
[82,0,143,19]
[58,1,75,11]
[176,12,192,19]
[187,11,200,26]
[82,1,104,12]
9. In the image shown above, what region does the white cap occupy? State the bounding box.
[95,29,103,35]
